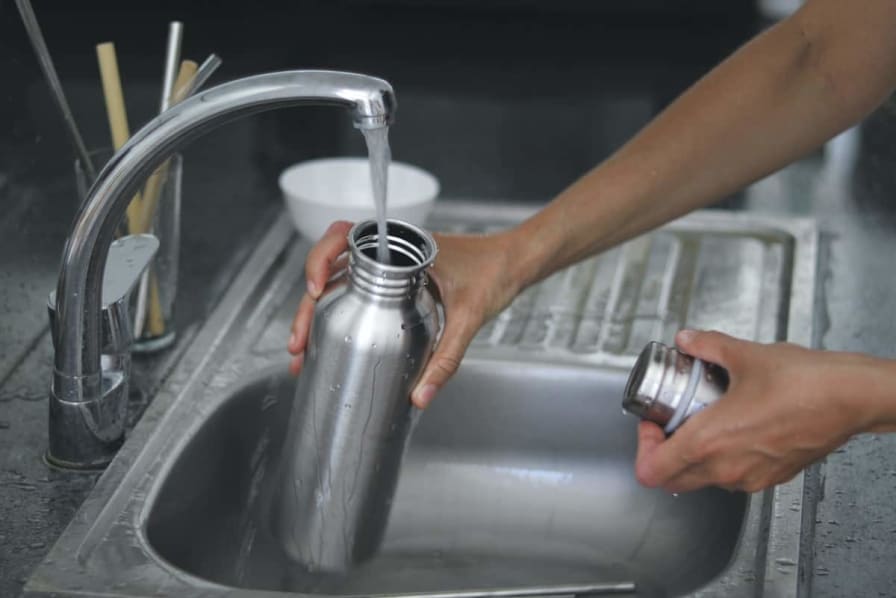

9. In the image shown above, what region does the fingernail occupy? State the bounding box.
[413,384,437,409]
[676,329,697,344]
[307,280,319,298]
[288,333,296,349]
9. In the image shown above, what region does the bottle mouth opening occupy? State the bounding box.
[350,219,437,271]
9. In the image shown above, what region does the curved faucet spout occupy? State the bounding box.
[52,70,395,410]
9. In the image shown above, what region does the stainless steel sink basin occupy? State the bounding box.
[25,201,819,598]
[145,362,745,596]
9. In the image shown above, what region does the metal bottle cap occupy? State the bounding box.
[623,341,729,433]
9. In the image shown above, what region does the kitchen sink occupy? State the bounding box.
[146,362,744,596]
[25,201,818,597]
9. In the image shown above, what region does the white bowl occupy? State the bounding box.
[279,157,440,241]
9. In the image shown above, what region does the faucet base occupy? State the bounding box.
[43,450,116,472]
[47,371,128,470]
[132,330,177,354]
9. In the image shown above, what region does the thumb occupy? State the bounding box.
[411,316,479,409]
[634,420,669,487]
[305,221,353,299]
[675,328,744,370]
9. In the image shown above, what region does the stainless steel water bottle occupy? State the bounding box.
[622,341,729,433]
[274,218,440,572]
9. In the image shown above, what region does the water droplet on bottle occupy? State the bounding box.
[344,335,352,343]
[371,343,377,349]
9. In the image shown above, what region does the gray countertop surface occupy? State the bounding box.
[2,5,896,593]
[742,118,896,597]
[4,123,896,597]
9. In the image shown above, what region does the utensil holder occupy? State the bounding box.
[75,151,182,353]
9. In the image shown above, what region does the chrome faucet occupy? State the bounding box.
[48,70,396,468]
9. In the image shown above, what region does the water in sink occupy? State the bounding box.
[145,359,747,596]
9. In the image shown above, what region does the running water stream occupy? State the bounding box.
[362,127,392,264]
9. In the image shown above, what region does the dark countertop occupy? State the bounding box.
[2,2,896,596]
[741,111,896,596]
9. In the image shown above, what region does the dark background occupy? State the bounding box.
[1,0,760,199]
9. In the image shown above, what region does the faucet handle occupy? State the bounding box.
[48,233,159,311]
[48,234,159,354]
[98,234,160,307]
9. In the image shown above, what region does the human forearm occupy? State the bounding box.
[833,351,896,434]
[508,0,896,289]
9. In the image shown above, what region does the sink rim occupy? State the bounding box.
[24,202,819,598]
[141,358,750,596]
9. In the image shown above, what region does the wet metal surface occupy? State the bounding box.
[742,121,896,597]
[145,363,738,596]
[19,203,816,597]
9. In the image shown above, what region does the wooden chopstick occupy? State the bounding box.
[96,42,143,234]
[136,60,197,234]
[97,46,195,339]
[141,59,198,338]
